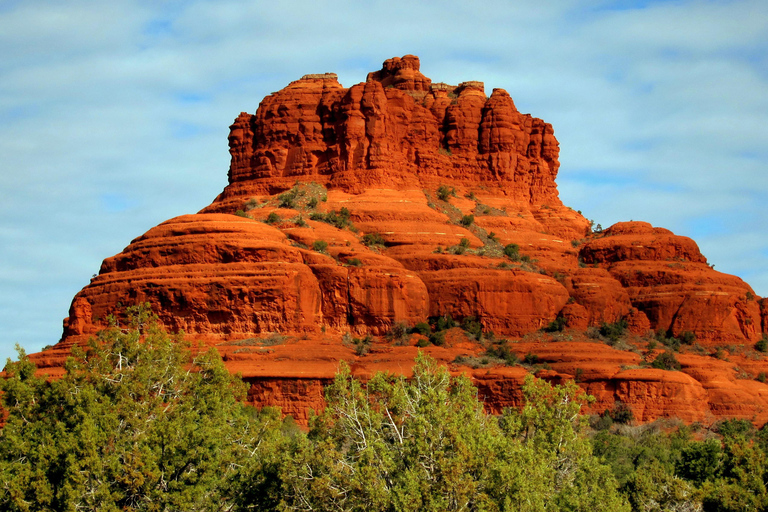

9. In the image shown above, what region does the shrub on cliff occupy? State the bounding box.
[503,243,521,262]
[652,350,682,371]
[0,304,280,512]
[436,185,455,201]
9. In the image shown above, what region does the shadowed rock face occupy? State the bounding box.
[35,56,768,426]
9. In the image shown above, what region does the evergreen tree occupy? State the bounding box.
[0,304,279,512]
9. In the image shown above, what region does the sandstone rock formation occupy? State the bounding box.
[30,56,768,426]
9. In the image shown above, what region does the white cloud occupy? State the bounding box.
[1,0,767,364]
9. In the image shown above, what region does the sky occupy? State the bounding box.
[1,0,767,364]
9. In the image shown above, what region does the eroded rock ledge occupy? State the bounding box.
[32,56,767,426]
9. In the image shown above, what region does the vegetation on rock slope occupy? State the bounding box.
[2,307,768,511]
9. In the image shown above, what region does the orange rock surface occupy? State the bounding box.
[28,56,768,426]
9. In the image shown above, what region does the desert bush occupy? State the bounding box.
[755,335,768,353]
[362,233,386,247]
[312,240,328,252]
[436,184,455,201]
[503,243,521,261]
[651,351,681,371]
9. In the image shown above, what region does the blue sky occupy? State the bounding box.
[1,0,767,364]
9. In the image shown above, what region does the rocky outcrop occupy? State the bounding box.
[212,54,562,208]
[579,222,762,344]
[29,56,768,427]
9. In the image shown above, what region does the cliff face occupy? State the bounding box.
[36,55,768,425]
[217,54,560,207]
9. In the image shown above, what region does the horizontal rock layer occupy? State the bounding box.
[30,56,767,427]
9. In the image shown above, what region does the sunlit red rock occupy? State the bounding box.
[24,56,768,427]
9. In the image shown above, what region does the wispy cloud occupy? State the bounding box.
[1,0,766,363]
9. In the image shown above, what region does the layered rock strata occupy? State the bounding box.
[31,55,767,426]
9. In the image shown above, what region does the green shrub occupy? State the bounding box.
[312,240,328,252]
[503,243,521,261]
[607,402,634,424]
[460,214,474,227]
[460,316,483,339]
[429,331,446,346]
[307,197,318,209]
[387,322,410,345]
[294,216,307,227]
[651,351,681,371]
[544,316,566,333]
[362,233,386,247]
[679,331,696,344]
[436,185,455,201]
[411,322,431,336]
[311,207,354,230]
[524,353,540,365]
[485,340,518,365]
[430,315,457,332]
[415,338,430,348]
[235,209,249,218]
[599,318,628,343]
[353,334,373,356]
[278,187,300,208]
[265,212,280,224]
[755,335,768,353]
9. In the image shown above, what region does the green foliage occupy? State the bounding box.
[503,243,521,262]
[307,196,318,209]
[499,375,629,512]
[312,239,328,252]
[235,209,249,218]
[278,187,300,208]
[0,304,276,512]
[651,350,682,371]
[309,207,354,230]
[544,316,567,333]
[605,401,634,425]
[460,316,483,339]
[716,418,755,440]
[459,214,474,227]
[346,257,362,267]
[362,232,386,247]
[756,334,768,353]
[386,322,410,345]
[524,353,540,365]
[436,185,455,201]
[265,211,280,224]
[272,356,628,512]
[599,318,628,343]
[430,314,457,332]
[350,334,373,356]
[484,339,518,365]
[411,322,431,336]
[429,330,446,346]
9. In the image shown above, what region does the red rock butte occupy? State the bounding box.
[30,55,768,425]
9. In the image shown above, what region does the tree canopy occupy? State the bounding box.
[0,305,281,512]
[2,307,767,511]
